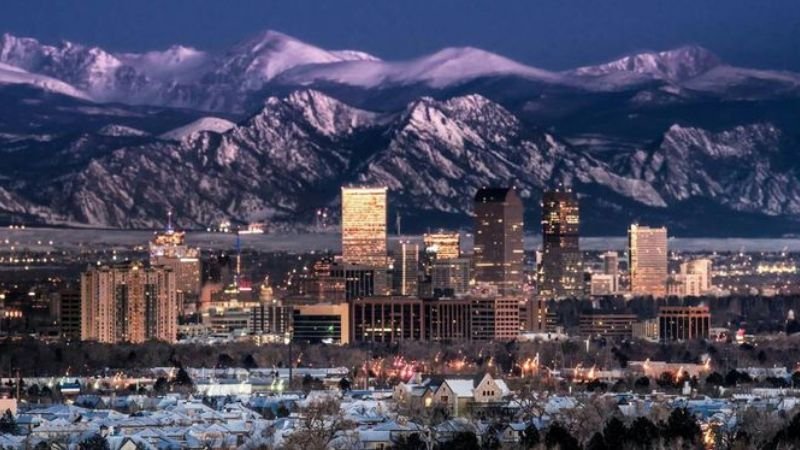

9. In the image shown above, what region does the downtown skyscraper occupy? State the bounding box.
[629,224,668,297]
[473,188,524,295]
[538,190,583,298]
[341,187,388,267]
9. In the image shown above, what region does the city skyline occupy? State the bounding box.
[2,5,800,449]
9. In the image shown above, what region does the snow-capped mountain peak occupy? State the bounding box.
[573,45,722,82]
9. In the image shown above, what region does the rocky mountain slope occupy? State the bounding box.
[1,89,798,235]
[1,30,800,235]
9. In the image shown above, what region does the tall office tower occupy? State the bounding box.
[423,231,461,260]
[473,188,525,295]
[392,241,419,296]
[629,224,668,297]
[603,251,619,292]
[149,221,201,312]
[680,258,713,293]
[81,262,178,344]
[538,190,583,298]
[341,187,388,267]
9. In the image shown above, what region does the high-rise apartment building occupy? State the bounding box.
[392,240,419,296]
[341,187,388,268]
[473,188,524,296]
[81,262,178,343]
[629,225,668,297]
[538,190,582,298]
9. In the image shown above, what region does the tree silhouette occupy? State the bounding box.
[0,409,17,434]
[242,354,258,369]
[545,422,580,450]
[630,416,659,448]
[393,433,426,450]
[586,432,607,450]
[520,423,540,449]
[662,407,701,444]
[439,431,479,450]
[602,417,628,448]
[78,434,109,450]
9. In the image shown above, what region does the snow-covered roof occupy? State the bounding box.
[443,379,475,397]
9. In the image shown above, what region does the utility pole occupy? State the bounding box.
[288,326,294,390]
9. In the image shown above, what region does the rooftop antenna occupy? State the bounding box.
[235,232,242,288]
[396,212,402,237]
[166,209,173,232]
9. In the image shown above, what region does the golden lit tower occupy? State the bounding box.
[629,224,668,297]
[423,231,461,260]
[341,187,388,267]
[473,187,524,295]
[538,190,583,298]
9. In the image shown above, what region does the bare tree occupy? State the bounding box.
[281,397,354,450]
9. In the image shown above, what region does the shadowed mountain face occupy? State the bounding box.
[0,30,799,235]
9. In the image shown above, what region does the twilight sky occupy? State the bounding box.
[3,0,799,71]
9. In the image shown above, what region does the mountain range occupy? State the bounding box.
[0,30,799,236]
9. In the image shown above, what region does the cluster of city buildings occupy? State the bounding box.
[70,186,721,345]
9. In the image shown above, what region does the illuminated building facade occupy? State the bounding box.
[392,240,419,297]
[680,258,713,293]
[520,298,557,332]
[658,306,710,341]
[424,298,471,341]
[341,187,388,268]
[470,296,520,341]
[539,190,583,298]
[292,303,350,344]
[423,231,461,260]
[149,226,201,312]
[81,262,177,344]
[603,251,619,292]
[351,296,424,343]
[579,313,637,338]
[629,224,668,297]
[473,188,524,296]
[431,257,471,297]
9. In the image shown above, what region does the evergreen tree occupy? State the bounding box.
[393,433,426,450]
[602,417,628,449]
[545,422,580,450]
[78,434,109,450]
[662,407,701,444]
[0,409,17,434]
[630,416,659,448]
[439,431,479,450]
[520,423,540,449]
[586,432,608,450]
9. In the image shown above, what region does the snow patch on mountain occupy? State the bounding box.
[0,62,91,99]
[96,124,150,137]
[572,45,721,82]
[278,46,562,88]
[160,117,236,141]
